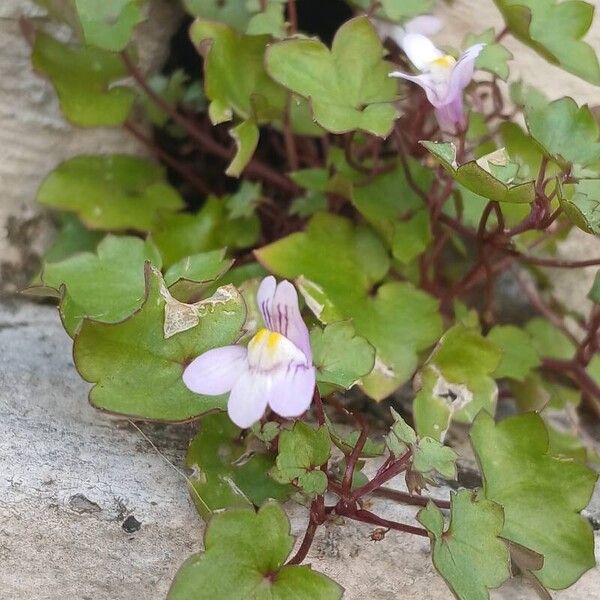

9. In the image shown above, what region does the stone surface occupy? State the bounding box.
[0,0,182,294]
[0,298,598,599]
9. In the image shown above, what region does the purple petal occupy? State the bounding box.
[183,345,248,395]
[267,365,316,419]
[257,275,277,329]
[227,371,270,428]
[434,96,466,134]
[390,70,443,105]
[401,33,444,71]
[256,277,312,362]
[447,43,485,100]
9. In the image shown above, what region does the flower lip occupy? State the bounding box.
[247,327,309,373]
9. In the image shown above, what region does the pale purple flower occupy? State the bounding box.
[373,15,443,48]
[389,34,485,134]
[183,276,315,428]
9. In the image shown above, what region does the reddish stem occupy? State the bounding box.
[372,487,450,510]
[120,51,298,194]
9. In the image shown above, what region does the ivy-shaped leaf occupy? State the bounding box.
[414,324,501,441]
[351,159,433,244]
[164,249,233,302]
[464,29,513,81]
[525,317,575,360]
[266,17,399,136]
[186,413,291,519]
[422,142,535,204]
[256,213,442,400]
[493,0,600,84]
[190,19,284,124]
[31,32,135,126]
[526,98,600,167]
[386,409,457,480]
[75,0,144,51]
[271,422,331,495]
[73,265,245,421]
[471,412,597,589]
[225,119,259,177]
[168,502,343,600]
[487,325,541,381]
[418,490,511,600]
[153,196,260,267]
[310,322,376,392]
[559,179,600,235]
[38,155,184,231]
[40,215,104,265]
[40,235,161,336]
[392,210,432,264]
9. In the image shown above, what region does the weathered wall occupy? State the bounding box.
[0,0,181,294]
[0,2,599,599]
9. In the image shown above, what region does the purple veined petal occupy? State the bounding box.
[447,43,485,100]
[389,70,443,106]
[256,275,277,330]
[256,276,312,362]
[183,345,248,395]
[404,15,443,37]
[272,280,312,362]
[267,364,316,419]
[401,33,444,71]
[227,370,270,428]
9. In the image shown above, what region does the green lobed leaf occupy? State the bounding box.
[526,98,600,167]
[41,235,161,336]
[493,0,600,84]
[271,422,331,495]
[186,413,291,519]
[190,19,282,124]
[225,119,259,177]
[386,409,457,480]
[164,248,234,302]
[256,213,442,400]
[525,317,575,360]
[422,142,535,204]
[289,192,328,218]
[464,29,513,81]
[168,502,343,600]
[392,210,432,264]
[351,159,433,243]
[310,322,376,392]
[414,324,501,441]
[265,17,399,136]
[42,215,104,265]
[560,179,600,234]
[487,325,541,381]
[418,490,511,600]
[37,155,184,231]
[189,18,320,135]
[471,412,598,589]
[75,0,144,51]
[31,32,135,126]
[73,264,246,421]
[153,196,260,267]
